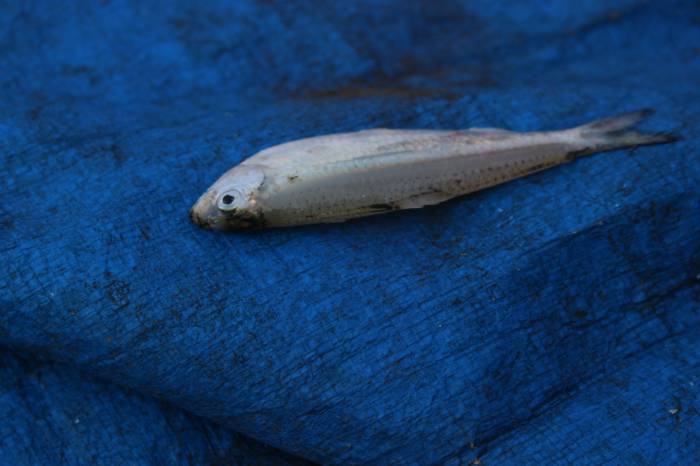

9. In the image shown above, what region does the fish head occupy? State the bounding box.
[190,165,266,231]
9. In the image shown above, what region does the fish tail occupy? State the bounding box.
[571,109,680,159]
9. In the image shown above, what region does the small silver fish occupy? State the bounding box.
[190,109,676,231]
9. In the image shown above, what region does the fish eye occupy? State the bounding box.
[217,191,240,211]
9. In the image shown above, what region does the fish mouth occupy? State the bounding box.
[189,190,219,230]
[189,191,266,231]
[189,207,213,229]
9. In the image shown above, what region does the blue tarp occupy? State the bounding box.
[1,1,699,464]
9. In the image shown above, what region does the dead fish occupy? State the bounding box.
[190,109,677,231]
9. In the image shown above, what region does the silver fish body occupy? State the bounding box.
[190,109,676,231]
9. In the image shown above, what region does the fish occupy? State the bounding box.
[190,109,678,231]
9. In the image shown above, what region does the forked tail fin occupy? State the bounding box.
[573,109,680,157]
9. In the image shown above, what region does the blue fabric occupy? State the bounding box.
[1,0,699,464]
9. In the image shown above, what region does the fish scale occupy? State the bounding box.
[190,109,677,231]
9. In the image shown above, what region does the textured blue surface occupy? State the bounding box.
[1,1,699,464]
[0,350,307,465]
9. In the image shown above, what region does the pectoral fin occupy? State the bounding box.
[358,190,455,216]
[395,190,455,210]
